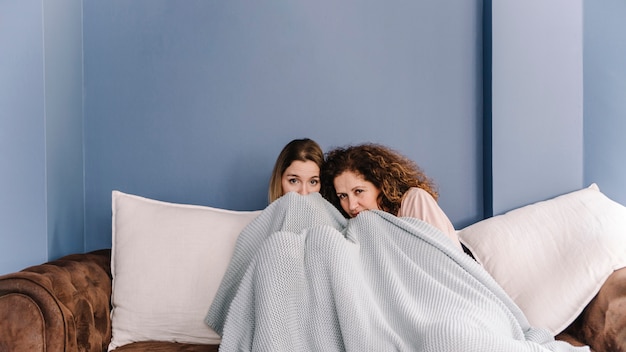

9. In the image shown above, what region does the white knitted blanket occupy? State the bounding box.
[206,193,589,352]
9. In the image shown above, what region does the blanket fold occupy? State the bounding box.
[206,193,589,352]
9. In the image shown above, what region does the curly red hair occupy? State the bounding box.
[321,143,438,217]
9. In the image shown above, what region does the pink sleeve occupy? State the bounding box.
[397,187,462,250]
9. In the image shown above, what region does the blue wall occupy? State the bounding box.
[0,0,84,274]
[584,0,626,205]
[43,0,85,261]
[82,0,484,251]
[0,1,48,273]
[490,0,584,215]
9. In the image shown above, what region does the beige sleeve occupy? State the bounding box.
[397,187,462,250]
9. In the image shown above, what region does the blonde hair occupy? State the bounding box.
[268,138,324,203]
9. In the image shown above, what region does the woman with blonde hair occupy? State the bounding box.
[268,138,324,203]
[321,143,462,250]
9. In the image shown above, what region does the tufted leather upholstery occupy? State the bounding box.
[557,268,626,352]
[0,250,219,352]
[0,250,111,352]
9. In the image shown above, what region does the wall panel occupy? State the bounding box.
[83,0,484,250]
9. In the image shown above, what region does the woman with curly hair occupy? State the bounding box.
[321,143,462,250]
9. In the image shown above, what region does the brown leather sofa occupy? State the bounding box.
[0,249,219,352]
[3,249,626,352]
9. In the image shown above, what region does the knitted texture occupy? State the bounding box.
[206,193,589,352]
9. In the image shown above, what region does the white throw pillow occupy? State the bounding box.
[458,184,626,335]
[108,191,261,351]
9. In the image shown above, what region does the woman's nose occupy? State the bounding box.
[349,197,359,210]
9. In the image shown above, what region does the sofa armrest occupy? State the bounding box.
[0,249,112,352]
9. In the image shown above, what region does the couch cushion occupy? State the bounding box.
[109,191,260,350]
[458,184,626,335]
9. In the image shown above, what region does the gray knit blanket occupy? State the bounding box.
[206,192,589,352]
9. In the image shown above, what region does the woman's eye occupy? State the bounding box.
[355,189,363,194]
[289,179,299,184]
[310,179,319,185]
[337,194,346,200]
